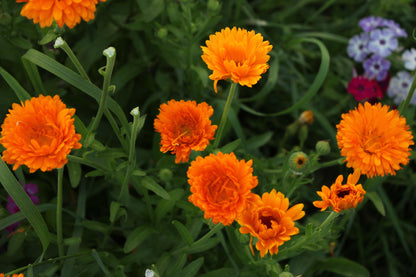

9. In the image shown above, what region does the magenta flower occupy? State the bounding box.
[6,183,39,233]
[347,75,383,102]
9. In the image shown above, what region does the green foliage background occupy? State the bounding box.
[0,0,415,276]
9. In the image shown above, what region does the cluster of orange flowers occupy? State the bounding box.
[16,0,106,28]
[0,273,23,277]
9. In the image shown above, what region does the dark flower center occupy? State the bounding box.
[336,189,351,198]
[379,39,386,45]
[260,215,275,229]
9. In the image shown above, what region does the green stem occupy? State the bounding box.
[54,37,90,81]
[56,167,65,258]
[399,70,416,115]
[88,47,116,134]
[213,82,238,149]
[320,211,339,230]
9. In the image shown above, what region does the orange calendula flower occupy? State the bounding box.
[154,100,217,163]
[187,152,258,225]
[336,102,414,178]
[313,170,366,213]
[16,0,106,28]
[201,27,273,92]
[0,274,24,277]
[0,95,82,173]
[237,189,305,257]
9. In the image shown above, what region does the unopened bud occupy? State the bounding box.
[159,168,173,183]
[157,28,168,39]
[315,140,331,155]
[298,110,314,125]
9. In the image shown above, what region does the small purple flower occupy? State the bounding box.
[359,16,384,32]
[382,19,407,37]
[347,33,370,62]
[402,48,416,71]
[363,54,391,81]
[6,183,39,233]
[367,28,398,57]
[387,71,416,104]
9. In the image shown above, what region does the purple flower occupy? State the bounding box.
[367,28,398,57]
[359,16,384,32]
[382,19,407,37]
[6,183,39,233]
[363,54,391,81]
[387,71,416,104]
[347,33,370,62]
[402,48,416,71]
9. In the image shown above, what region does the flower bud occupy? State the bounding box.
[207,0,220,12]
[159,168,173,183]
[315,140,331,155]
[288,151,309,174]
[298,110,314,125]
[156,28,168,39]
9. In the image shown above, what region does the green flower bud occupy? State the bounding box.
[207,0,220,12]
[156,28,168,39]
[315,140,331,155]
[288,151,309,174]
[159,168,173,183]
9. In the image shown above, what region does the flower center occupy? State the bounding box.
[379,39,386,45]
[208,176,237,203]
[260,215,275,229]
[362,132,382,154]
[28,124,57,147]
[336,189,351,198]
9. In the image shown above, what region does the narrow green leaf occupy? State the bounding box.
[141,176,170,200]
[22,58,46,94]
[123,226,154,253]
[172,220,194,246]
[0,66,31,102]
[92,250,112,276]
[186,237,219,254]
[67,160,82,188]
[0,204,56,230]
[7,230,26,256]
[217,139,240,153]
[179,257,204,277]
[82,220,109,233]
[246,131,273,150]
[366,191,386,216]
[313,257,370,277]
[0,158,50,251]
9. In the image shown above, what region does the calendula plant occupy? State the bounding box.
[0,1,415,277]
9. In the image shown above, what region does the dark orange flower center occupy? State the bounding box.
[260,215,275,229]
[336,189,351,198]
[208,176,238,203]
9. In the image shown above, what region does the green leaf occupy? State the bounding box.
[67,160,82,188]
[199,268,236,277]
[0,158,50,252]
[7,230,26,256]
[186,237,219,254]
[141,176,170,200]
[246,132,273,150]
[366,191,386,216]
[0,66,32,102]
[123,226,154,253]
[82,220,109,234]
[172,220,194,246]
[179,257,204,277]
[109,201,127,224]
[217,139,241,153]
[313,257,370,277]
[136,0,165,22]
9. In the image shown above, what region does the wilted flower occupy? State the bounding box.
[238,189,305,257]
[16,0,106,28]
[336,102,414,178]
[0,95,82,173]
[201,27,273,92]
[154,100,217,163]
[313,170,366,213]
[298,110,314,125]
[187,152,258,225]
[387,71,416,105]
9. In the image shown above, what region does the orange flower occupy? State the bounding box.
[16,0,106,28]
[0,95,82,173]
[237,189,305,257]
[154,100,217,163]
[0,274,24,277]
[313,170,366,213]
[337,102,413,178]
[201,27,273,92]
[187,152,258,225]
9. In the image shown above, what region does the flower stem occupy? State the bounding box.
[399,70,416,115]
[319,211,339,230]
[56,167,65,258]
[88,47,116,135]
[54,37,90,81]
[213,82,238,149]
